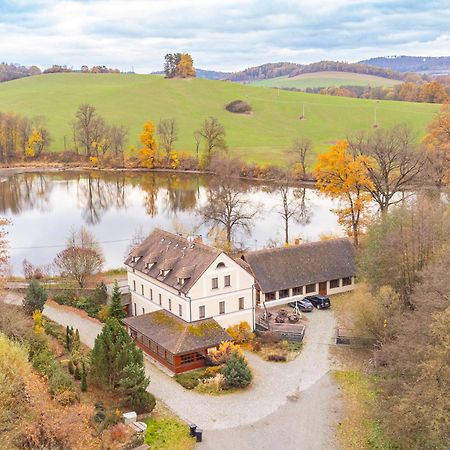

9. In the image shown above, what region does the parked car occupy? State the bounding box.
[304,295,331,309]
[288,298,314,312]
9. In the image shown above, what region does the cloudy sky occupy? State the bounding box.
[0,0,449,73]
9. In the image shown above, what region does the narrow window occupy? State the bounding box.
[159,293,162,305]
[133,280,136,291]
[212,277,218,289]
[133,303,137,316]
[199,305,205,319]
[239,297,244,310]
[224,275,231,287]
[168,298,172,311]
[265,292,276,301]
[219,301,225,314]
[141,284,144,296]
[150,289,153,301]
[142,307,145,315]
[342,277,352,286]
[330,279,340,289]
[178,304,182,317]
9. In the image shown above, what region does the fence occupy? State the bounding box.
[336,327,377,348]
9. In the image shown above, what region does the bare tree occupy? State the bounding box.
[348,124,424,211]
[73,104,107,157]
[288,137,312,178]
[157,118,177,164]
[109,125,128,161]
[0,218,9,284]
[54,227,104,287]
[196,117,227,167]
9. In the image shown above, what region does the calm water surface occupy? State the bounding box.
[1,171,343,274]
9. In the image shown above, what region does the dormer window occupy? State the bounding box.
[159,269,170,277]
[145,262,154,270]
[216,262,226,269]
[131,255,141,264]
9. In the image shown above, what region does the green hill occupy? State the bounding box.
[251,71,402,89]
[0,73,438,165]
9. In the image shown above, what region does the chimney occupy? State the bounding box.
[194,235,203,244]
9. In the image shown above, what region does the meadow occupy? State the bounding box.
[0,73,438,164]
[251,71,402,89]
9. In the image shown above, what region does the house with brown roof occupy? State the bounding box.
[242,238,356,307]
[123,229,255,373]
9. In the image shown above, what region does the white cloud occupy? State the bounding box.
[0,0,448,72]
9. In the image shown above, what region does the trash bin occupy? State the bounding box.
[189,423,197,437]
[195,428,203,443]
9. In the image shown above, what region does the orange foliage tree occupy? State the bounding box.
[314,140,374,247]
[138,121,159,168]
[423,103,450,187]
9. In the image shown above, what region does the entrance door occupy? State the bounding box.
[319,282,327,295]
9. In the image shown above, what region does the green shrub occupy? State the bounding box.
[174,369,205,389]
[31,347,59,376]
[43,319,65,342]
[129,391,156,414]
[221,352,252,388]
[53,289,76,305]
[48,369,76,400]
[22,280,48,315]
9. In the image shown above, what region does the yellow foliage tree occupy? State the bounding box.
[177,54,196,78]
[32,310,45,334]
[25,130,44,159]
[314,140,373,247]
[138,121,158,168]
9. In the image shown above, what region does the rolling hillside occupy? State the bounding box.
[251,71,402,89]
[0,73,439,164]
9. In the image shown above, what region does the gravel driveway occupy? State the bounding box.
[3,291,341,447]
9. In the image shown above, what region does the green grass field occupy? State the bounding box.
[0,73,438,165]
[251,71,402,89]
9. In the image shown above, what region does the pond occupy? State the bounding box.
[0,170,343,275]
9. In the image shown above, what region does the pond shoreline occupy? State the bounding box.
[0,163,318,187]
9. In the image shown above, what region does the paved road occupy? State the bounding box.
[4,291,342,448]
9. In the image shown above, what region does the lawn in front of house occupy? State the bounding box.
[143,403,196,450]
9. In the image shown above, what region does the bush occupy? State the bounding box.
[207,341,243,365]
[204,365,222,378]
[130,390,156,414]
[53,289,76,306]
[48,368,78,405]
[221,352,252,388]
[196,373,226,393]
[226,322,255,344]
[174,370,203,389]
[225,100,252,114]
[23,279,48,315]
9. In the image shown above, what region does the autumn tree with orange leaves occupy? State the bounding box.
[423,103,450,187]
[314,140,373,247]
[138,121,159,168]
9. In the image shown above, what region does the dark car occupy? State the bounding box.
[288,298,314,312]
[304,295,331,309]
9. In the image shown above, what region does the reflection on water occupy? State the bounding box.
[1,171,343,274]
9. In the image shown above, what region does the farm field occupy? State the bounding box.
[251,71,402,89]
[0,73,438,165]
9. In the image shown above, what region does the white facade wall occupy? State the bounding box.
[127,253,255,329]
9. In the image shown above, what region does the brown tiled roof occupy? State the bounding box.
[125,229,221,294]
[243,238,355,293]
[123,310,231,355]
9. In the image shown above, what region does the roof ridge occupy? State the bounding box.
[152,228,220,255]
[245,237,351,256]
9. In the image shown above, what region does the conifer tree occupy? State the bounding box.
[108,281,126,319]
[22,279,48,315]
[81,363,88,392]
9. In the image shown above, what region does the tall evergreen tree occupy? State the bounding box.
[108,281,126,319]
[90,318,145,388]
[22,279,48,316]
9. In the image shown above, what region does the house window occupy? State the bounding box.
[216,262,226,269]
[306,283,316,293]
[224,275,231,287]
[159,293,162,305]
[133,280,136,291]
[342,277,352,286]
[265,292,276,301]
[180,353,195,365]
[293,286,303,296]
[212,277,218,289]
[133,303,137,316]
[178,304,182,317]
[141,284,144,296]
[199,305,205,319]
[150,289,153,301]
[239,297,244,310]
[219,301,225,314]
[142,307,145,315]
[168,299,172,311]
[330,279,340,289]
[279,289,289,299]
